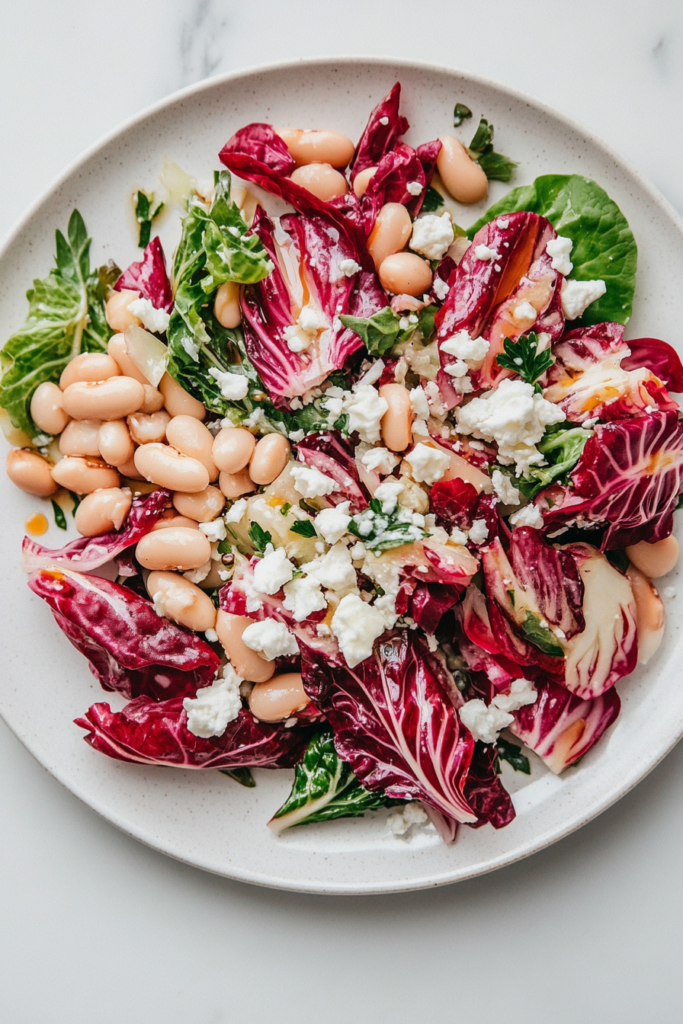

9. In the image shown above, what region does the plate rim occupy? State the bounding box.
[2,54,682,895]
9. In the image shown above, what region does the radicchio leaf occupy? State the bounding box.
[29,568,220,700]
[300,631,478,825]
[295,429,368,511]
[21,489,169,573]
[351,82,409,179]
[114,236,173,312]
[360,143,431,232]
[462,743,516,830]
[621,336,683,393]
[409,582,460,634]
[75,697,308,769]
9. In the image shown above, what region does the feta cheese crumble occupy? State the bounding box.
[387,802,429,835]
[224,497,247,524]
[207,368,249,400]
[339,258,362,277]
[302,543,357,593]
[374,478,404,514]
[404,442,450,484]
[409,386,430,421]
[458,699,513,744]
[360,446,400,476]
[331,593,386,667]
[341,385,388,443]
[491,677,537,713]
[509,503,545,529]
[127,297,171,334]
[282,575,327,621]
[432,277,450,301]
[199,518,227,542]
[474,244,501,262]
[183,664,242,738]
[468,519,489,545]
[253,544,295,595]
[406,181,423,196]
[512,300,537,323]
[545,235,574,276]
[283,303,327,352]
[314,501,352,544]
[440,329,490,370]
[491,469,521,506]
[561,278,607,320]
[291,464,340,499]
[241,618,300,660]
[409,212,454,261]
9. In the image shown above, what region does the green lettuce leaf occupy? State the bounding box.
[339,305,401,356]
[134,189,164,248]
[269,727,399,833]
[495,736,531,774]
[520,610,564,657]
[0,210,117,439]
[467,174,637,326]
[518,423,593,498]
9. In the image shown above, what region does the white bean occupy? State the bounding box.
[74,487,132,536]
[134,443,210,492]
[135,527,211,571]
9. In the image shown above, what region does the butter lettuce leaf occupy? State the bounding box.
[467,174,637,326]
[0,210,117,439]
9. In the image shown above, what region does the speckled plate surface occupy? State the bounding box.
[1,57,682,894]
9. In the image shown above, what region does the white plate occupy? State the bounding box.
[1,57,682,895]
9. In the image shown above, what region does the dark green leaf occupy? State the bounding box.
[453,102,473,127]
[280,502,292,516]
[290,519,316,538]
[605,548,630,573]
[467,175,637,326]
[469,117,495,153]
[496,736,531,774]
[269,727,399,832]
[519,424,592,499]
[339,306,400,356]
[68,490,81,512]
[134,190,164,248]
[397,304,439,345]
[496,332,555,385]
[466,118,518,183]
[219,767,256,788]
[348,505,427,553]
[421,185,445,213]
[248,522,272,553]
[51,500,67,530]
[520,610,564,657]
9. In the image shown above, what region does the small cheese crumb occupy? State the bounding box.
[406,181,423,196]
[253,544,295,595]
[410,386,430,420]
[433,277,450,301]
[546,235,574,276]
[331,593,386,667]
[459,699,513,744]
[561,278,606,320]
[468,519,489,545]
[509,503,544,530]
[387,802,429,835]
[224,498,247,524]
[183,664,242,738]
[491,469,521,506]
[342,385,388,443]
[302,543,357,593]
[410,212,454,261]
[291,464,340,499]
[241,618,300,660]
[474,244,501,262]
[360,447,400,476]
[314,501,352,545]
[339,258,362,277]
[440,329,490,370]
[512,300,537,323]
[379,116,389,125]
[374,479,404,514]
[127,297,171,334]
[207,368,249,400]
[282,575,327,621]
[404,442,450,485]
[199,518,227,542]
[490,677,537,713]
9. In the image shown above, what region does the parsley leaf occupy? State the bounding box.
[453,103,473,127]
[496,331,555,386]
[219,767,256,787]
[421,185,445,212]
[467,117,518,183]
[248,522,272,554]
[496,736,531,775]
[349,504,427,553]
[520,610,564,657]
[134,189,164,248]
[280,502,292,516]
[51,500,67,530]
[339,306,401,356]
[290,520,316,538]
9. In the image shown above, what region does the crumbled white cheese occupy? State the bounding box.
[204,628,218,643]
[410,386,431,420]
[183,664,242,738]
[342,385,388,443]
[404,442,450,485]
[252,543,295,595]
[199,518,227,542]
[561,278,607,320]
[406,181,423,196]
[180,336,200,361]
[387,802,429,835]
[432,277,450,301]
[512,300,537,323]
[444,358,468,378]
[546,235,574,276]
[374,479,404,514]
[241,618,300,660]
[468,519,489,545]
[291,463,340,499]
[360,446,400,476]
[282,574,327,621]
[339,258,362,277]
[331,593,386,667]
[509,503,545,529]
[379,116,389,125]
[314,501,352,545]
[491,469,521,506]
[455,377,565,476]
[224,497,247,524]
[302,543,357,593]
[440,329,490,370]
[183,560,212,584]
[491,677,537,713]
[289,428,305,442]
[459,699,513,744]
[355,359,385,388]
[127,297,171,334]
[207,368,249,400]
[283,303,327,352]
[410,212,454,261]
[474,244,501,262]
[450,527,468,545]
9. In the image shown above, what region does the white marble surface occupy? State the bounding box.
[2,1,683,1020]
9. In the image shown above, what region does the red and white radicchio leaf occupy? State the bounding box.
[114,236,173,312]
[295,430,368,511]
[351,82,409,179]
[621,336,683,393]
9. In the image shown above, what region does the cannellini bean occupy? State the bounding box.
[379,252,433,297]
[6,449,57,496]
[214,282,241,329]
[158,372,206,420]
[437,136,489,204]
[172,485,225,523]
[166,415,218,480]
[105,289,141,333]
[379,383,413,452]
[140,384,165,414]
[214,610,275,682]
[249,672,310,722]
[107,333,148,384]
[97,419,134,467]
[134,443,210,493]
[626,566,666,665]
[74,487,132,537]
[135,526,211,571]
[290,163,348,202]
[29,382,70,435]
[51,456,120,494]
[353,166,378,198]
[115,455,145,480]
[279,128,355,168]
[367,203,413,270]
[212,426,255,474]
[152,515,199,531]
[146,571,217,632]
[127,410,171,445]
[59,418,102,457]
[60,353,121,389]
[219,468,255,500]
[249,434,291,485]
[626,535,679,579]
[62,377,145,421]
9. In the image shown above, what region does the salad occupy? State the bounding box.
[2,82,682,843]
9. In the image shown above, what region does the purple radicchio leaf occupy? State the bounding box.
[463,743,516,830]
[350,82,410,179]
[295,429,368,512]
[114,236,173,312]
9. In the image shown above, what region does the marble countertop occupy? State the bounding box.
[2,1,683,1020]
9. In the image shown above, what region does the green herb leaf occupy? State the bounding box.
[518,424,592,499]
[219,767,256,788]
[496,331,555,386]
[467,175,637,326]
[496,736,531,774]
[397,304,439,345]
[51,500,67,530]
[134,189,164,248]
[280,502,292,516]
[248,521,272,554]
[453,102,473,127]
[269,727,399,832]
[605,548,630,573]
[421,185,445,212]
[520,610,565,657]
[0,211,116,439]
[348,505,427,553]
[466,117,518,183]
[216,539,232,554]
[290,519,316,538]
[68,490,81,512]
[339,306,401,356]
